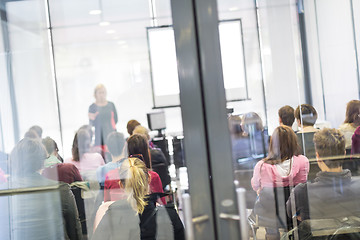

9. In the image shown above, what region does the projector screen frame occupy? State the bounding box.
[146,19,250,109]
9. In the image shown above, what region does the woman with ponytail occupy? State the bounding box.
[93,158,184,240]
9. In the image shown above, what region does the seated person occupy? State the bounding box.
[93,157,184,240]
[352,126,360,155]
[96,132,126,188]
[42,163,82,184]
[339,100,360,152]
[286,128,360,238]
[251,125,309,239]
[278,105,295,127]
[295,104,319,160]
[0,138,82,239]
[238,112,269,162]
[65,129,105,174]
[42,137,62,168]
[133,125,171,189]
[104,134,165,204]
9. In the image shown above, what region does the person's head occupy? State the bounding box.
[313,128,345,169]
[119,157,149,214]
[266,125,300,164]
[29,125,43,138]
[127,134,151,169]
[228,115,243,137]
[24,130,40,139]
[127,120,141,135]
[94,84,107,102]
[78,125,93,144]
[295,104,318,127]
[106,132,126,157]
[10,138,47,176]
[278,105,295,127]
[42,137,59,156]
[133,125,150,141]
[241,112,263,134]
[72,129,91,162]
[344,100,360,127]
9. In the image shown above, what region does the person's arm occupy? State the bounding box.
[251,161,263,192]
[60,184,83,240]
[112,102,118,124]
[149,171,166,204]
[88,104,99,124]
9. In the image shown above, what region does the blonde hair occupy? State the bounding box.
[119,157,149,214]
[133,125,150,141]
[94,84,106,96]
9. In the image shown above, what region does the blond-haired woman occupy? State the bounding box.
[88,84,118,147]
[93,157,184,240]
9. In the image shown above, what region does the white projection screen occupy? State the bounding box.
[147,19,248,108]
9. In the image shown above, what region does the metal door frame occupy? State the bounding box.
[171,0,241,239]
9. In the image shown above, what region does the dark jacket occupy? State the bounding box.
[0,173,82,240]
[150,149,171,189]
[286,169,360,222]
[92,195,185,240]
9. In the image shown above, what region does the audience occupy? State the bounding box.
[3,98,360,239]
[251,125,309,239]
[339,100,360,152]
[286,128,360,238]
[278,105,295,127]
[93,157,184,240]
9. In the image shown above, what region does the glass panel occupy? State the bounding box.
[0,0,187,239]
[216,0,360,239]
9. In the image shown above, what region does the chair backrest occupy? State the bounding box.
[254,186,292,230]
[70,186,87,235]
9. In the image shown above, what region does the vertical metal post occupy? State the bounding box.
[298,0,313,105]
[182,194,195,240]
[236,188,248,240]
[44,0,64,152]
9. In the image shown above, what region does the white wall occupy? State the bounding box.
[305,0,360,128]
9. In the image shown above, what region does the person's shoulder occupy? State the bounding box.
[294,155,309,162]
[89,103,97,111]
[149,170,161,179]
[293,181,307,193]
[339,123,354,131]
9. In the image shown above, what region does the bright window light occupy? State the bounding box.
[89,10,101,15]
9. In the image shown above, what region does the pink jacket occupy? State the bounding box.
[251,155,309,192]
